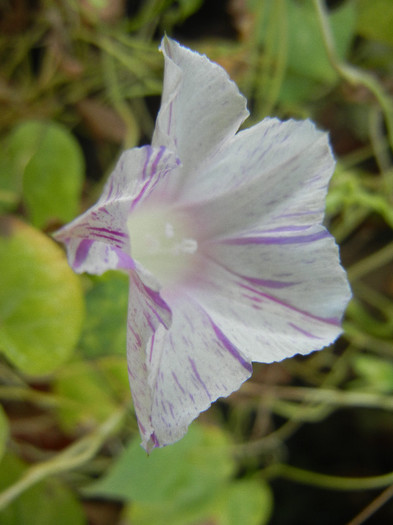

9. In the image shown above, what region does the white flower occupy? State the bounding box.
[54,37,351,452]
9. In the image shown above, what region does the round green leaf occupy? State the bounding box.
[213,479,273,525]
[8,120,84,228]
[85,423,235,505]
[0,217,84,375]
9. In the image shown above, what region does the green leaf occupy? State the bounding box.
[54,357,129,432]
[79,272,129,359]
[128,478,273,525]
[276,73,321,106]
[108,425,272,525]
[212,480,273,525]
[7,120,84,228]
[0,217,84,375]
[284,0,356,84]
[85,424,235,510]
[0,405,9,463]
[357,0,393,46]
[0,453,86,525]
[248,0,356,106]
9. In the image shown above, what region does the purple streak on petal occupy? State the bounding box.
[146,302,168,329]
[144,312,156,332]
[128,323,142,348]
[222,230,329,246]
[172,372,186,394]
[241,293,263,305]
[240,292,262,307]
[142,145,153,180]
[143,286,172,329]
[288,323,323,339]
[87,226,128,238]
[275,209,324,219]
[127,364,135,379]
[204,253,297,290]
[114,248,135,270]
[131,179,153,211]
[150,432,160,447]
[238,282,341,326]
[253,225,312,234]
[131,150,166,210]
[74,239,94,268]
[104,179,114,202]
[210,320,253,373]
[151,146,166,175]
[149,333,155,363]
[241,276,298,289]
[85,231,125,246]
[188,357,211,399]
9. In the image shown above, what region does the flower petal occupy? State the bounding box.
[180,118,334,239]
[189,225,351,362]
[126,272,172,451]
[152,37,249,191]
[54,145,179,274]
[144,295,252,449]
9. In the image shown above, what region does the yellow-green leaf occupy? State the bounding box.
[0,218,84,375]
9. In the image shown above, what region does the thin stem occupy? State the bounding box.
[346,484,393,525]
[265,463,393,491]
[0,386,77,409]
[345,321,393,357]
[234,417,300,458]
[100,44,140,148]
[369,107,393,177]
[243,383,393,412]
[312,0,393,190]
[0,406,126,510]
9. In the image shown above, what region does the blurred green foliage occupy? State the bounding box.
[86,424,273,525]
[0,405,9,463]
[0,453,85,525]
[0,217,84,375]
[356,0,393,46]
[250,0,356,109]
[79,272,129,359]
[0,0,392,523]
[3,120,84,228]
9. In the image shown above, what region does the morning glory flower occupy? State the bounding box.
[54,37,351,452]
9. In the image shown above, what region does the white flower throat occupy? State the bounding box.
[127,206,198,286]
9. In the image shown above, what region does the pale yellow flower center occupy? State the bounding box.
[127,206,198,286]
